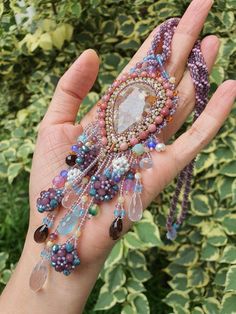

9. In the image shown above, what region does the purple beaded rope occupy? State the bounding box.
[147,18,209,239]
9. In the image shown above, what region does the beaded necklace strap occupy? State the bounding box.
[29,18,209,292]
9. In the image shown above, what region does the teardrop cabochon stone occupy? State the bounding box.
[101,75,171,152]
[29,259,49,292]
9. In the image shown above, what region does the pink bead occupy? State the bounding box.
[158,77,164,83]
[163,83,170,89]
[120,142,128,151]
[141,71,147,77]
[130,138,138,146]
[99,120,105,127]
[101,137,108,145]
[103,95,109,102]
[52,176,65,188]
[113,81,119,87]
[161,107,170,117]
[166,90,173,97]
[131,73,137,78]
[100,128,107,136]
[100,103,107,110]
[165,99,172,108]
[99,112,105,118]
[139,131,148,139]
[148,124,157,133]
[151,73,157,78]
[155,116,163,124]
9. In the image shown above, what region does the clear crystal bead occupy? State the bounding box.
[139,157,153,169]
[62,190,78,208]
[128,192,143,222]
[29,259,48,292]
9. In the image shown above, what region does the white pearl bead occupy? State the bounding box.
[155,143,166,152]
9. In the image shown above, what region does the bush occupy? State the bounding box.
[0,0,235,313]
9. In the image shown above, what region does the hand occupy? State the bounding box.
[29,0,235,266]
[1,0,235,313]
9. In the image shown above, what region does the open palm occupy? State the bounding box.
[29,0,236,274]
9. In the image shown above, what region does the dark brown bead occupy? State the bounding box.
[65,154,77,166]
[109,217,123,240]
[34,224,49,243]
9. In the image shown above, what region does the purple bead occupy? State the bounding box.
[124,179,134,191]
[94,181,101,189]
[57,249,66,257]
[60,170,68,178]
[66,253,74,263]
[71,145,79,152]
[41,198,50,205]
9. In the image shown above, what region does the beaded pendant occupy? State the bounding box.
[29,18,209,291]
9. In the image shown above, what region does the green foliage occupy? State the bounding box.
[0,0,235,313]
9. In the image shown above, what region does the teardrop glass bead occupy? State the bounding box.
[33,224,49,243]
[62,190,78,209]
[109,217,123,240]
[128,192,143,222]
[29,259,48,292]
[57,207,81,235]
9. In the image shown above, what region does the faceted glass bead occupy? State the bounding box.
[114,83,156,134]
[128,192,143,222]
[29,259,48,292]
[62,190,78,208]
[109,217,123,240]
[139,157,153,169]
[58,207,80,235]
[34,224,49,243]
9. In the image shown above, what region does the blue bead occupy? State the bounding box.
[166,228,177,241]
[52,244,59,253]
[91,176,97,182]
[147,139,157,148]
[173,223,180,230]
[76,157,84,165]
[78,134,87,143]
[114,209,120,217]
[73,258,80,266]
[50,199,58,209]
[82,145,90,153]
[127,173,134,180]
[79,209,85,217]
[120,209,126,218]
[104,195,111,201]
[60,170,68,178]
[130,67,135,73]
[113,184,119,191]
[71,145,79,152]
[134,184,143,193]
[114,176,121,183]
[89,188,96,196]
[66,242,74,253]
[51,262,56,267]
[63,269,70,276]
[104,169,111,178]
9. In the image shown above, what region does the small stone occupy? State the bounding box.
[155,143,166,152]
[132,144,145,155]
[139,157,153,169]
[34,225,49,243]
[109,217,123,240]
[88,204,99,216]
[128,192,143,222]
[65,154,77,166]
[29,260,48,292]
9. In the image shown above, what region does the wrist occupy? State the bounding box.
[0,228,106,314]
